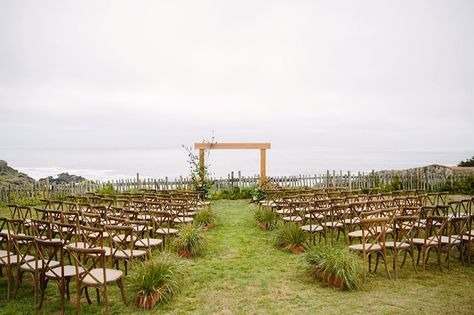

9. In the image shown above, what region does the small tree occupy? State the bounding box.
[458,156,474,167]
[182,134,216,199]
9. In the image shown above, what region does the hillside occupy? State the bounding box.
[0,160,35,188]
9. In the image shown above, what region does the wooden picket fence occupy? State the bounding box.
[0,169,467,203]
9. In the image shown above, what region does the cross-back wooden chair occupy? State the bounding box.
[325,204,347,242]
[348,217,391,279]
[66,246,127,315]
[126,220,162,258]
[387,215,418,279]
[442,216,468,269]
[105,225,147,275]
[281,201,305,224]
[302,204,327,244]
[412,215,449,271]
[31,219,53,240]
[35,238,79,314]
[149,209,178,248]
[10,233,59,303]
[0,220,16,299]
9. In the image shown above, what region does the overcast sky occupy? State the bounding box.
[1,0,473,154]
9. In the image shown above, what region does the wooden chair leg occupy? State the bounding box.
[76,285,82,315]
[381,251,392,280]
[104,286,109,315]
[118,278,127,305]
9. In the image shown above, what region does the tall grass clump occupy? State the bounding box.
[171,224,207,258]
[194,207,217,230]
[305,245,362,290]
[254,207,278,230]
[274,222,307,253]
[127,253,184,309]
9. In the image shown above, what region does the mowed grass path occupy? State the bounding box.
[2,200,474,314]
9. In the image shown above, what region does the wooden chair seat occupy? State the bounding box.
[411,236,442,245]
[173,217,193,224]
[305,213,324,219]
[0,254,35,265]
[156,228,179,235]
[301,225,323,232]
[348,243,382,252]
[112,234,138,243]
[0,250,13,258]
[282,216,302,222]
[439,236,461,245]
[82,268,123,285]
[113,249,147,259]
[324,221,343,228]
[135,238,162,248]
[349,227,392,238]
[385,241,411,249]
[343,218,360,224]
[20,260,60,271]
[45,265,83,278]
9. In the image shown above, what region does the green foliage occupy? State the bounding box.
[193,208,217,228]
[274,222,307,249]
[253,207,278,230]
[380,173,402,192]
[127,253,184,305]
[251,186,267,203]
[440,175,474,195]
[12,197,42,207]
[171,224,207,257]
[210,186,257,200]
[305,245,363,291]
[95,183,117,195]
[458,156,474,167]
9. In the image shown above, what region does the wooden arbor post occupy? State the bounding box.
[194,143,271,186]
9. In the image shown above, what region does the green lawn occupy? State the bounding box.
[1,199,474,314]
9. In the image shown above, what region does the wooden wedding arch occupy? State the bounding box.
[194,142,271,186]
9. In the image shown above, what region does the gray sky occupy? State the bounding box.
[1,0,473,154]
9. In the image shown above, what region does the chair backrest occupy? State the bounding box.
[81,212,102,228]
[448,216,468,243]
[393,215,418,245]
[360,217,390,251]
[66,246,107,285]
[31,219,53,239]
[75,225,105,249]
[61,211,80,225]
[54,222,77,244]
[10,233,36,266]
[35,238,65,278]
[105,225,135,257]
[424,216,449,246]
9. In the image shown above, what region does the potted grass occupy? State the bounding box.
[193,207,217,232]
[305,245,362,290]
[274,222,307,253]
[171,224,207,258]
[127,253,184,309]
[254,207,278,231]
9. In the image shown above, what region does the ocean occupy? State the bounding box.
[1,147,472,181]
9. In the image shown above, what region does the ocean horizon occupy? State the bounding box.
[2,147,472,181]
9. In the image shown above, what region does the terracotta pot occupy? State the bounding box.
[313,269,344,289]
[257,222,270,231]
[178,250,192,258]
[289,245,305,254]
[136,291,161,309]
[202,224,214,232]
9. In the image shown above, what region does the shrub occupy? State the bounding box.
[305,245,362,291]
[458,156,474,167]
[251,187,267,203]
[95,184,117,195]
[13,198,42,207]
[170,224,207,257]
[254,207,278,230]
[193,207,217,228]
[274,222,307,251]
[127,253,184,309]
